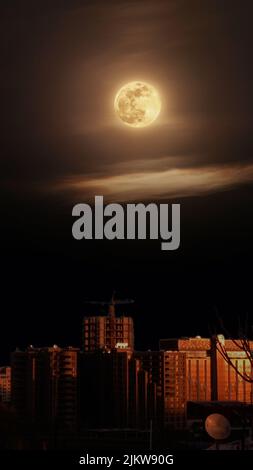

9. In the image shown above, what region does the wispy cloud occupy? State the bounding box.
[53,162,253,202]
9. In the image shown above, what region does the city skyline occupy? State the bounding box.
[2,301,252,450]
[1,287,253,452]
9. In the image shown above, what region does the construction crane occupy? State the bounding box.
[85,292,134,317]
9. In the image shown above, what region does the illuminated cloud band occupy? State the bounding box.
[54,162,253,202]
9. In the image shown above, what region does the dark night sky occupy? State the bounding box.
[1,0,253,363]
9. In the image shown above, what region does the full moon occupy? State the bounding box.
[114,81,161,128]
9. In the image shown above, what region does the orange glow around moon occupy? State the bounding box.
[114,81,161,128]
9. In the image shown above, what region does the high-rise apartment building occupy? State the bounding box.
[134,351,163,425]
[163,351,186,428]
[135,350,187,428]
[11,345,79,430]
[0,366,11,403]
[160,337,212,401]
[83,300,134,352]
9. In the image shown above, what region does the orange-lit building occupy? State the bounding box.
[83,312,134,352]
[162,351,187,428]
[159,336,253,428]
[0,366,11,403]
[11,345,79,430]
[213,336,253,402]
[161,337,212,400]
